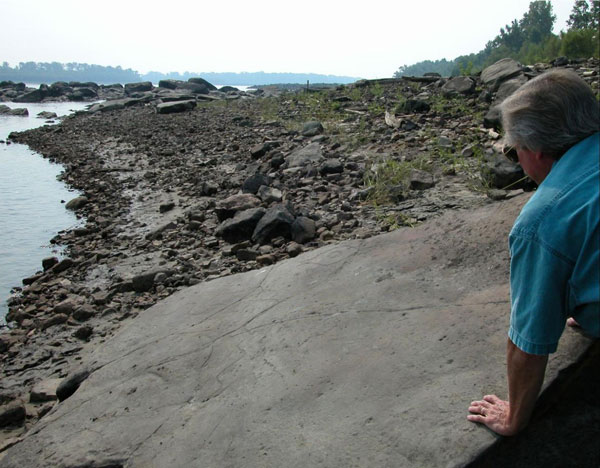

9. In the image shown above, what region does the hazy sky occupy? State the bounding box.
[1,0,576,79]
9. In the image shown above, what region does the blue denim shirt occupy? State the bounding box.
[508,132,600,355]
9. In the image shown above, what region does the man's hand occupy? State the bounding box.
[468,395,518,436]
[468,339,548,436]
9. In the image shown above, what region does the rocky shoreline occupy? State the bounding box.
[0,57,598,452]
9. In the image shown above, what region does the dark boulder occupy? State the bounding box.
[131,269,173,292]
[481,58,523,91]
[0,403,25,428]
[14,88,47,103]
[319,159,344,175]
[68,87,98,101]
[483,106,502,130]
[242,173,271,194]
[42,256,59,271]
[285,142,323,168]
[441,76,475,96]
[48,81,72,97]
[65,195,88,210]
[124,81,153,95]
[187,77,217,91]
[403,99,431,113]
[56,369,91,402]
[37,111,58,119]
[69,81,99,90]
[301,121,324,137]
[291,217,316,244]
[51,258,75,274]
[409,169,435,190]
[216,208,266,243]
[215,194,261,221]
[158,79,181,90]
[250,141,280,159]
[156,100,196,114]
[494,75,528,104]
[481,153,527,189]
[252,204,295,244]
[219,86,239,93]
[173,82,210,94]
[553,56,569,66]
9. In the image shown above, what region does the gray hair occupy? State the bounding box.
[500,68,599,159]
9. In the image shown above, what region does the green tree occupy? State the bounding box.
[520,1,556,44]
[567,0,599,29]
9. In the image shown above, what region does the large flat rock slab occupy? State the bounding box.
[0,195,591,467]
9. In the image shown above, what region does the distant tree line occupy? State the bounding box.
[394,0,599,77]
[0,62,140,84]
[0,62,359,86]
[142,71,359,86]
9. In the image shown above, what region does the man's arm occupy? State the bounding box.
[468,338,548,436]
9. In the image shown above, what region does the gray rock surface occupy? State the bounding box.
[285,142,324,168]
[156,100,196,114]
[481,58,523,91]
[0,197,591,467]
[441,76,475,96]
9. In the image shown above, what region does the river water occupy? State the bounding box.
[0,102,92,323]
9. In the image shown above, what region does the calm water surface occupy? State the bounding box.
[0,102,92,323]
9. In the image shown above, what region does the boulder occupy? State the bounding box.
[250,141,280,159]
[257,186,283,204]
[174,82,210,94]
[156,100,196,114]
[51,258,75,274]
[481,154,526,189]
[441,76,475,96]
[14,88,47,103]
[157,91,196,102]
[39,313,68,330]
[409,169,435,190]
[219,86,239,93]
[30,379,62,403]
[0,81,26,91]
[301,121,324,137]
[483,105,502,130]
[402,99,431,113]
[319,158,344,175]
[285,142,324,168]
[65,195,88,210]
[124,81,153,95]
[68,87,98,101]
[47,82,72,97]
[56,369,90,402]
[215,208,266,243]
[481,58,523,91]
[158,79,181,90]
[252,204,295,244]
[242,174,271,194]
[131,269,174,293]
[0,105,28,116]
[87,96,153,113]
[553,56,569,66]
[37,111,58,119]
[494,75,528,104]
[0,403,25,428]
[69,81,99,90]
[54,297,78,315]
[291,216,316,244]
[215,194,261,221]
[72,304,96,322]
[187,77,217,91]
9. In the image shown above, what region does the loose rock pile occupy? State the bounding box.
[0,57,597,447]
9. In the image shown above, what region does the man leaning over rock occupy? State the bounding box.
[467,69,600,436]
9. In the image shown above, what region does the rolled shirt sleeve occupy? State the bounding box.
[508,234,573,355]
